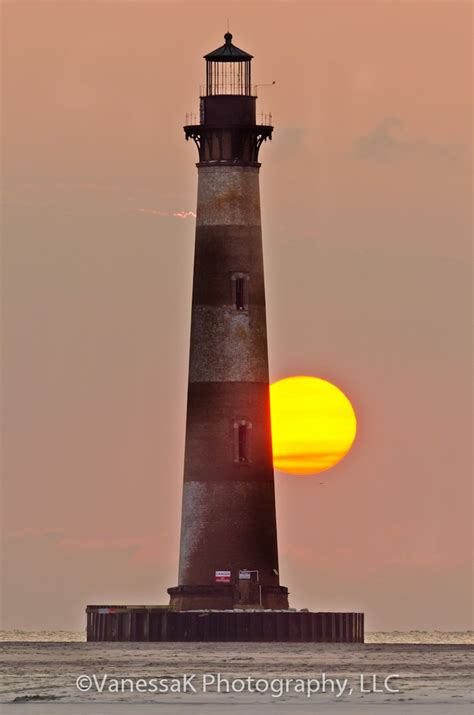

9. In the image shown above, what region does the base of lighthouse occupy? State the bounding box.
[86,606,364,643]
[167,584,289,611]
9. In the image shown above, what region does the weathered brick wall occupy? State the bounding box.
[175,162,285,607]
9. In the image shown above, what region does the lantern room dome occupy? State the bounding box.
[204,32,253,61]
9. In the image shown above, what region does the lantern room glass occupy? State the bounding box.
[206,60,251,96]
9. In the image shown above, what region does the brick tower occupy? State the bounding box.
[168,32,289,611]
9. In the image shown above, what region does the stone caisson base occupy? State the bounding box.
[167,584,289,610]
[86,606,364,643]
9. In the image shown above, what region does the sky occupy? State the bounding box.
[1,0,472,632]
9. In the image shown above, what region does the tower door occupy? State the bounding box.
[238,571,261,607]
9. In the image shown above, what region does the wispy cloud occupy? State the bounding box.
[5,528,64,544]
[4,529,150,553]
[127,207,196,219]
[355,117,464,164]
[3,530,172,568]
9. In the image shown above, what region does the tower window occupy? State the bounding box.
[233,420,252,463]
[231,272,249,311]
[235,278,245,310]
[238,425,247,461]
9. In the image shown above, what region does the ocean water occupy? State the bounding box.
[0,631,472,714]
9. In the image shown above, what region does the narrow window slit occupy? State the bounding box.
[234,420,252,463]
[238,424,248,462]
[235,278,245,310]
[231,272,249,311]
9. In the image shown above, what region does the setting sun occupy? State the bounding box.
[269,376,357,475]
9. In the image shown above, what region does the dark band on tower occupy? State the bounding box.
[168,32,289,610]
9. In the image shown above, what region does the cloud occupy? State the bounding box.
[272,126,307,161]
[3,530,168,567]
[4,528,64,544]
[58,536,151,552]
[4,529,150,554]
[355,117,464,164]
[127,207,196,219]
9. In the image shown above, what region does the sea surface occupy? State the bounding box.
[0,631,472,714]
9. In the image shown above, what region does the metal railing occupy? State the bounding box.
[199,85,258,97]
[258,112,273,125]
[184,111,273,126]
[185,112,199,125]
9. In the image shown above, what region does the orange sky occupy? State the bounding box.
[2,0,472,631]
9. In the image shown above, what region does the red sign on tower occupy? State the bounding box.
[215,570,231,583]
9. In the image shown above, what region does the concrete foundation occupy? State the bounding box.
[86,606,364,643]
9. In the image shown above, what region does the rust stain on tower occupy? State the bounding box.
[86,33,364,641]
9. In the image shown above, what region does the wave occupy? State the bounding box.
[12,694,63,703]
[1,630,473,644]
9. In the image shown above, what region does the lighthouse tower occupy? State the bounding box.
[168,33,289,611]
[86,32,365,641]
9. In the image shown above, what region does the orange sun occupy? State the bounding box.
[269,376,357,475]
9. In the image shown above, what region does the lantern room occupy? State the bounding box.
[204,32,253,96]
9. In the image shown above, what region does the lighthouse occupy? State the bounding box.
[86,32,364,642]
[167,32,289,611]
